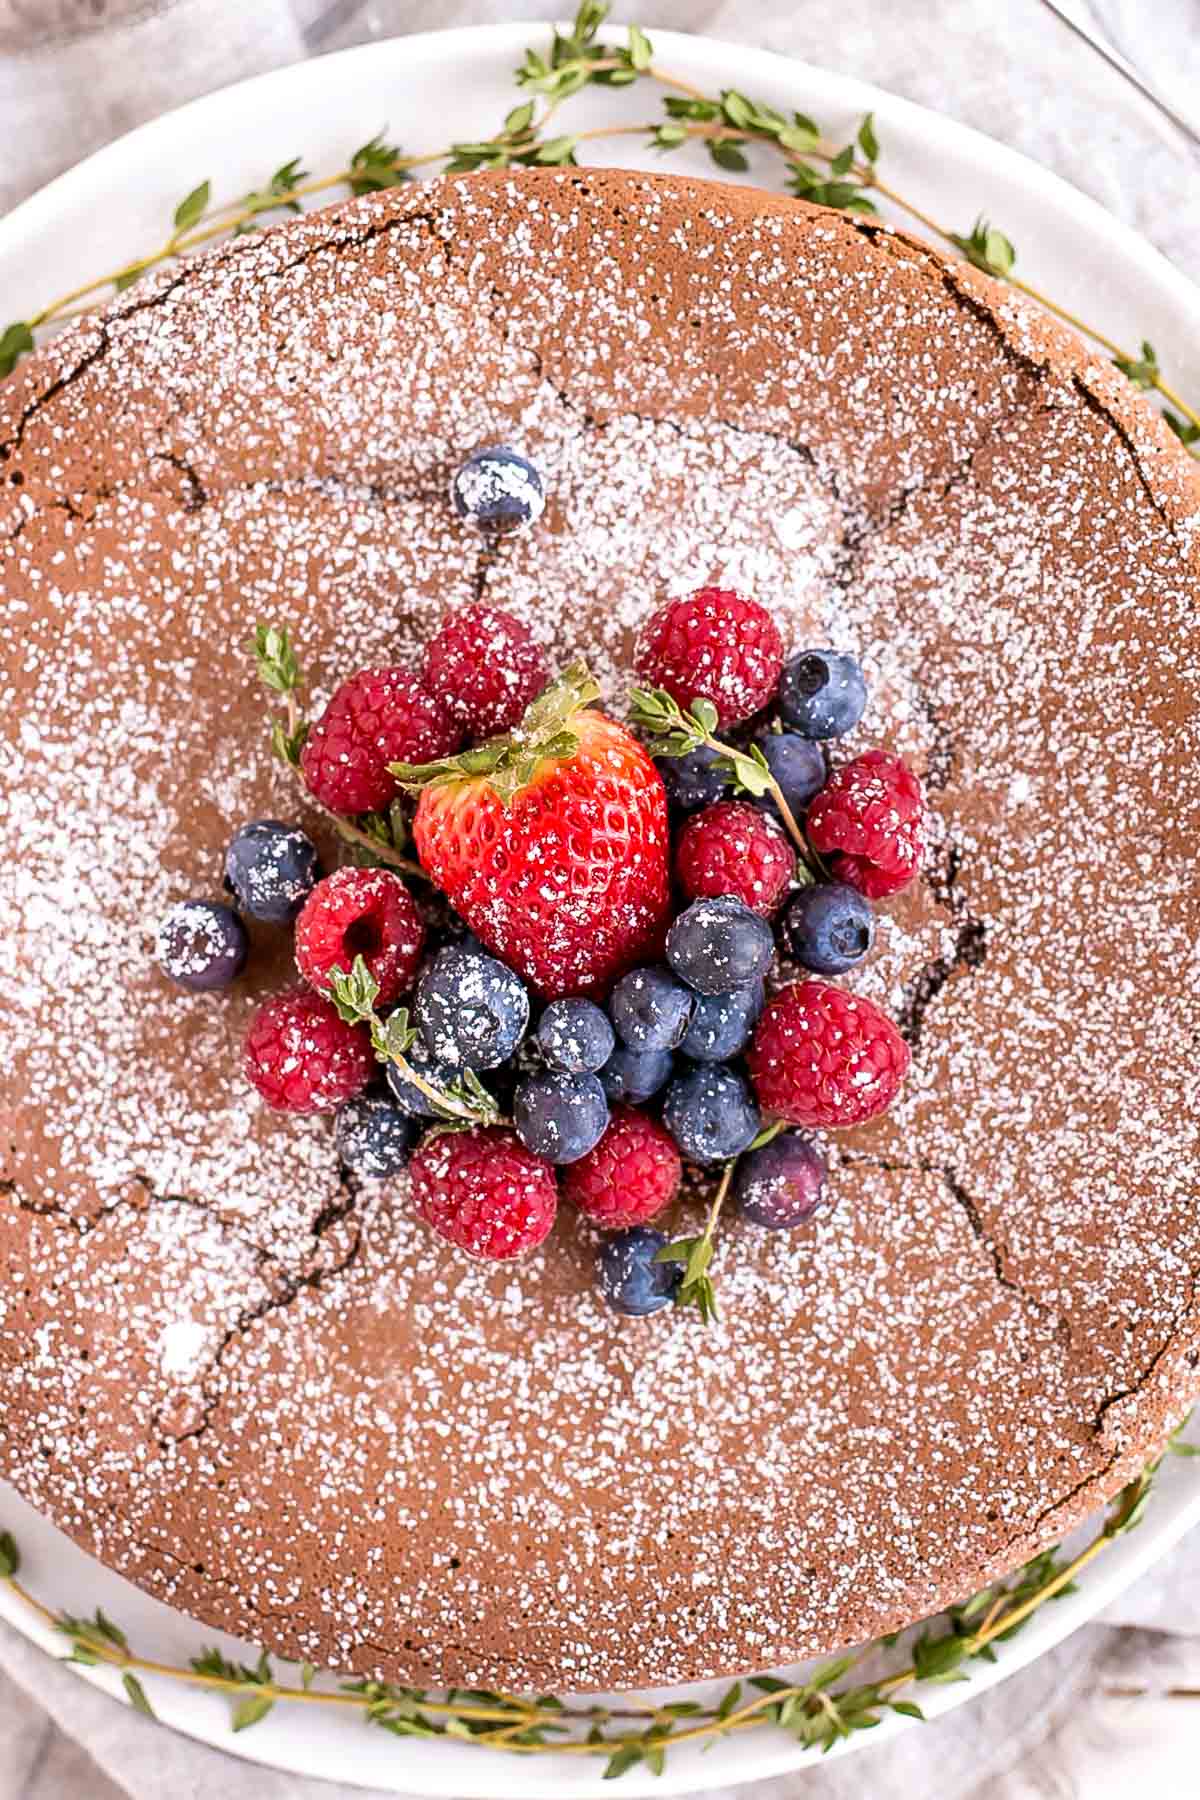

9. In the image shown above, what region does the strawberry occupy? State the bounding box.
[392,665,671,999]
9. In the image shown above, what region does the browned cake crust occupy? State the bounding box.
[1,169,1199,1691]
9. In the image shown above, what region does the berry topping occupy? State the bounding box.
[747,980,910,1128]
[409,1125,557,1261]
[536,998,615,1074]
[806,750,926,899]
[155,900,248,991]
[778,650,868,740]
[755,733,827,822]
[420,603,550,741]
[598,1044,675,1104]
[596,1226,682,1317]
[243,988,373,1114]
[634,586,784,728]
[654,744,729,815]
[513,1069,609,1165]
[663,1064,761,1165]
[414,944,529,1070]
[224,819,321,924]
[675,800,794,917]
[334,1091,414,1179]
[300,666,461,816]
[666,895,775,996]
[563,1105,681,1230]
[385,1040,470,1118]
[451,445,545,535]
[781,881,876,975]
[405,665,670,999]
[735,1131,830,1230]
[294,867,425,1007]
[609,966,695,1052]
[679,981,764,1063]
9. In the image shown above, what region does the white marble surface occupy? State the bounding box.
[1,0,1199,1794]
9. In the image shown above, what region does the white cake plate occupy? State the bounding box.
[2,18,1199,1796]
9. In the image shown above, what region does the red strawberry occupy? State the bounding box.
[396,665,671,999]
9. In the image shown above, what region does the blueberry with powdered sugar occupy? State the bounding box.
[334,1090,415,1179]
[451,445,545,535]
[536,997,615,1073]
[414,944,529,1070]
[224,818,321,923]
[155,900,248,991]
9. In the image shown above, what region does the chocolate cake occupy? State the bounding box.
[2,168,1199,1692]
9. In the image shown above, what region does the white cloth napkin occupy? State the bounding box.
[1,1,1199,1796]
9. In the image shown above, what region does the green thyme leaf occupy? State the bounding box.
[300,1661,316,1690]
[1113,339,1159,389]
[0,1531,19,1577]
[912,1631,966,1680]
[857,112,880,164]
[654,123,689,150]
[534,136,580,166]
[251,622,302,694]
[664,96,720,121]
[113,265,147,293]
[708,140,751,174]
[603,1743,643,1779]
[891,1699,924,1720]
[0,321,35,378]
[778,122,819,154]
[829,144,854,178]
[348,133,407,194]
[627,24,653,70]
[329,955,382,1027]
[172,181,211,234]
[721,90,754,129]
[232,1692,275,1731]
[950,217,1016,278]
[123,1672,155,1716]
[505,101,535,135]
[1164,409,1200,447]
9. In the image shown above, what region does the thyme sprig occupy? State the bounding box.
[328,955,502,1129]
[628,684,818,870]
[2,4,1197,454]
[0,1441,1183,1772]
[249,621,425,879]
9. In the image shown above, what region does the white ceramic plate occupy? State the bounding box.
[2,20,1199,1797]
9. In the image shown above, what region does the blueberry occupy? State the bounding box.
[679,982,764,1063]
[654,745,728,815]
[415,946,529,1070]
[666,896,775,996]
[451,445,545,535]
[514,1070,609,1165]
[781,881,876,975]
[596,1226,682,1317]
[609,966,694,1052]
[663,1065,761,1165]
[385,1039,468,1117]
[598,1044,675,1104]
[536,998,615,1074]
[224,819,321,923]
[735,1131,829,1229]
[778,650,868,740]
[755,734,826,822]
[334,1091,414,1179]
[155,901,248,991]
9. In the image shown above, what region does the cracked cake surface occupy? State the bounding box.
[1,167,1199,1691]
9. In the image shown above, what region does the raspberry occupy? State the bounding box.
[563,1105,681,1229]
[634,586,784,728]
[294,867,425,1005]
[806,751,926,899]
[675,800,795,916]
[243,988,373,1114]
[747,980,910,1129]
[420,603,549,740]
[409,1125,557,1261]
[300,667,461,816]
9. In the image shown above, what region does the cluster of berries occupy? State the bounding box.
[155,449,925,1321]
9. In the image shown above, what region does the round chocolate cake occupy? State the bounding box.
[2,168,1198,1691]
